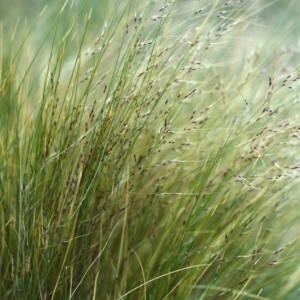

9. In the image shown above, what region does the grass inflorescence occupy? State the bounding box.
[1,0,300,299]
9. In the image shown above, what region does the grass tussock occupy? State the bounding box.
[1,0,300,299]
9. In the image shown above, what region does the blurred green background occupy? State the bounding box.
[1,0,299,22]
[1,0,299,30]
[0,0,107,26]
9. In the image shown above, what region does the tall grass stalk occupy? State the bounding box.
[1,0,300,299]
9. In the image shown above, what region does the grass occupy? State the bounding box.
[1,0,300,299]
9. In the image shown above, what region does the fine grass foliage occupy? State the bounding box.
[1,0,300,299]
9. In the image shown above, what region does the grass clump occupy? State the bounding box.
[1,0,300,299]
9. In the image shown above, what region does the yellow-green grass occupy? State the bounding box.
[1,0,300,299]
